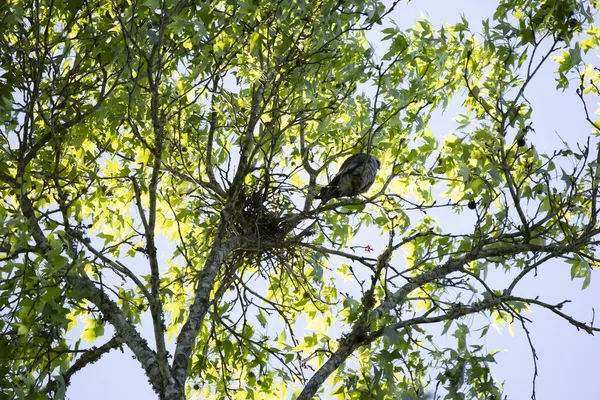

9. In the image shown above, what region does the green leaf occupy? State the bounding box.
[257,309,267,328]
[568,42,583,65]
[65,0,84,16]
[82,319,105,343]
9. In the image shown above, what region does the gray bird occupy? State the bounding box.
[316,153,381,203]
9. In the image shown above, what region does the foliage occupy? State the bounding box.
[1,0,600,399]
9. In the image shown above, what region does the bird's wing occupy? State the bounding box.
[326,154,358,186]
[336,154,367,176]
[327,154,375,187]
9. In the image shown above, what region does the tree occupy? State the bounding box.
[1,0,600,398]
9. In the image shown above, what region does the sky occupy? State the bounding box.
[66,1,600,399]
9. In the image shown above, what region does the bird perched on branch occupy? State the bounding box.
[316,153,381,203]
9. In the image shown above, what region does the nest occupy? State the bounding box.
[236,190,286,240]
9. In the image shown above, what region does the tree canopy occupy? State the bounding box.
[1,0,600,399]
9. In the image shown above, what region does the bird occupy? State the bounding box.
[316,153,381,203]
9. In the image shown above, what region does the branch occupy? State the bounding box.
[297,233,596,399]
[170,235,248,391]
[204,75,225,195]
[43,336,125,395]
[374,238,588,316]
[296,242,377,267]
[72,231,154,305]
[227,82,265,200]
[146,54,171,393]
[510,296,600,334]
[298,231,395,400]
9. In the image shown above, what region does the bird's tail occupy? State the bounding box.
[316,186,338,204]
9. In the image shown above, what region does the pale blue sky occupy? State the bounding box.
[67,1,600,399]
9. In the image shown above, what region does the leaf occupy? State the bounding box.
[570,259,579,280]
[441,320,453,335]
[17,324,29,336]
[65,0,84,16]
[289,172,306,188]
[82,319,105,343]
[145,30,158,45]
[105,158,121,176]
[249,32,262,53]
[342,204,365,213]
[458,164,470,182]
[479,325,489,338]
[141,0,159,10]
[382,326,400,343]
[582,272,592,290]
[569,42,583,65]
[257,309,267,328]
